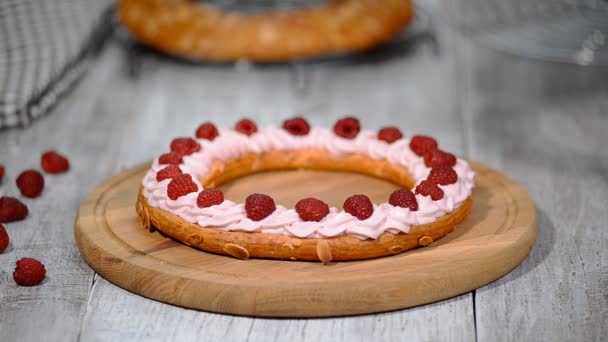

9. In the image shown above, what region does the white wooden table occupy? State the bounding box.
[0,4,607,341]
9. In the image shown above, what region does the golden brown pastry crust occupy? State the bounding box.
[136,149,473,262]
[118,0,414,62]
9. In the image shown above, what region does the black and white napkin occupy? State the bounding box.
[0,0,114,129]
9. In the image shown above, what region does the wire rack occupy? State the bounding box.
[197,0,328,13]
[449,0,608,65]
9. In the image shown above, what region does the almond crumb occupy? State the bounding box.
[223,243,250,259]
[316,240,332,264]
[188,233,202,244]
[419,236,433,246]
[388,245,404,254]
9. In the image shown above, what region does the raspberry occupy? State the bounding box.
[415,180,444,200]
[424,149,457,167]
[283,117,310,136]
[158,152,183,165]
[427,166,458,185]
[16,170,44,198]
[195,122,219,141]
[156,165,182,182]
[295,197,330,222]
[13,258,46,286]
[388,188,418,211]
[235,118,258,136]
[0,164,5,183]
[245,193,276,221]
[333,117,361,139]
[343,194,374,220]
[167,174,198,200]
[409,135,438,156]
[170,137,201,156]
[377,126,403,143]
[0,197,29,222]
[41,151,70,174]
[0,224,9,254]
[197,188,224,208]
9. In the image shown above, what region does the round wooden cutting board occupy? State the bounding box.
[75,161,537,317]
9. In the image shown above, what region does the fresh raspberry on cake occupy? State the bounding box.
[415,180,444,200]
[167,174,198,200]
[409,135,438,156]
[378,126,403,143]
[195,122,219,140]
[170,137,201,156]
[235,118,258,136]
[0,164,5,183]
[13,258,46,286]
[245,193,276,221]
[388,188,418,211]
[16,170,44,198]
[0,197,28,222]
[283,117,310,136]
[0,224,9,254]
[343,194,374,220]
[197,188,224,208]
[333,117,361,139]
[158,152,183,165]
[295,197,330,222]
[428,166,458,185]
[41,151,70,174]
[156,165,182,182]
[424,149,457,167]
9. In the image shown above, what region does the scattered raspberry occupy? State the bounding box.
[158,152,183,165]
[424,149,457,167]
[167,174,198,200]
[170,137,201,156]
[388,188,418,211]
[0,197,29,222]
[415,180,444,200]
[16,170,44,198]
[41,151,70,174]
[295,197,330,222]
[427,166,458,185]
[195,122,219,141]
[377,126,403,144]
[156,165,182,182]
[0,224,9,254]
[333,117,361,139]
[13,258,46,286]
[283,117,310,136]
[343,194,374,220]
[235,118,258,136]
[0,164,4,183]
[197,188,224,208]
[409,135,438,156]
[245,193,276,221]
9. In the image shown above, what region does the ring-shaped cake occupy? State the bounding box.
[137,117,475,263]
[118,0,414,62]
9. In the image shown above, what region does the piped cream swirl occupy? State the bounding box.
[142,127,475,240]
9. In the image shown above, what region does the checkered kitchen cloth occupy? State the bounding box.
[0,0,114,129]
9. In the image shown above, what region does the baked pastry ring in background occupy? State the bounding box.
[118,0,414,62]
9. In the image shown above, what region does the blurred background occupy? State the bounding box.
[1,0,607,131]
[0,1,607,341]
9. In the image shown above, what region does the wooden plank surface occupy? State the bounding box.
[461,43,608,341]
[80,278,473,342]
[0,51,130,342]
